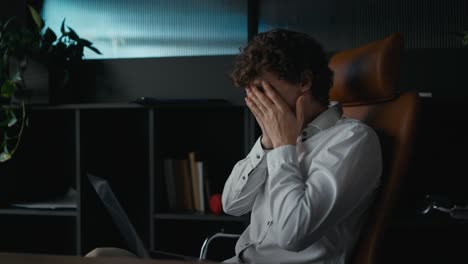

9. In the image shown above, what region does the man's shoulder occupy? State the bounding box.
[331,118,378,138]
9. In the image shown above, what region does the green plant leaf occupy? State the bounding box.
[2,17,16,32]
[67,26,80,41]
[0,151,11,162]
[42,28,57,50]
[0,80,16,98]
[0,141,11,162]
[27,5,45,31]
[60,18,66,35]
[8,111,17,127]
[87,45,102,55]
[11,67,22,82]
[44,27,57,43]
[10,72,21,83]
[78,38,92,47]
[77,38,101,54]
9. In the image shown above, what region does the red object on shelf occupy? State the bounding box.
[209,193,223,215]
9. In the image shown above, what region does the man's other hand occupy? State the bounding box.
[245,81,305,149]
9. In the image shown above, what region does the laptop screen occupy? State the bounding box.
[87,173,201,261]
[87,174,150,258]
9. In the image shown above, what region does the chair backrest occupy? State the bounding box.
[329,33,420,264]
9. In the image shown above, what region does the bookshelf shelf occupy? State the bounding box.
[154,213,249,222]
[0,208,77,216]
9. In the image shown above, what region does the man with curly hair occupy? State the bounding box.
[222,29,382,264]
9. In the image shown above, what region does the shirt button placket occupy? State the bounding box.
[300,131,308,142]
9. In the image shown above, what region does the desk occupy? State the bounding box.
[0,253,217,264]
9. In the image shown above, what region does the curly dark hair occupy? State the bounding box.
[231,29,333,106]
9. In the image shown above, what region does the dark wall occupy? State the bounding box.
[259,0,468,50]
[259,0,468,97]
[0,0,26,23]
[77,55,245,105]
[400,48,468,97]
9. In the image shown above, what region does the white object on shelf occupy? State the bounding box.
[418,92,432,98]
[10,188,77,209]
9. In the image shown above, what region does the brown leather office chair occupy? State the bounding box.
[329,33,420,264]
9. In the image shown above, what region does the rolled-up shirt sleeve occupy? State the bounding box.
[222,137,272,216]
[266,124,382,252]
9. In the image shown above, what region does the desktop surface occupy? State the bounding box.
[0,253,217,264]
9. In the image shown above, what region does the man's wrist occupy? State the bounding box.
[260,136,273,150]
[272,140,297,149]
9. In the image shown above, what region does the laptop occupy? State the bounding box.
[87,173,198,261]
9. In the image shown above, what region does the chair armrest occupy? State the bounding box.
[421,194,468,220]
[199,233,241,260]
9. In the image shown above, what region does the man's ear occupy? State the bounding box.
[300,71,313,93]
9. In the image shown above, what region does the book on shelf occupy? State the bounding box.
[163,159,177,211]
[188,152,202,212]
[202,161,211,212]
[196,160,205,213]
[162,152,211,213]
[175,158,194,211]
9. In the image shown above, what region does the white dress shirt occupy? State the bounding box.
[222,103,382,264]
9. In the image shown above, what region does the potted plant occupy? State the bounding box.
[28,7,101,104]
[0,7,41,162]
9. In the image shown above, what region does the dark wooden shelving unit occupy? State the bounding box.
[0,208,77,216]
[0,101,255,258]
[0,208,78,216]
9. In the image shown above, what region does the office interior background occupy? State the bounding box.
[0,0,468,263]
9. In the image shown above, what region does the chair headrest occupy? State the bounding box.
[329,33,404,106]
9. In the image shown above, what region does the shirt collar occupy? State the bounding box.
[299,101,343,142]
